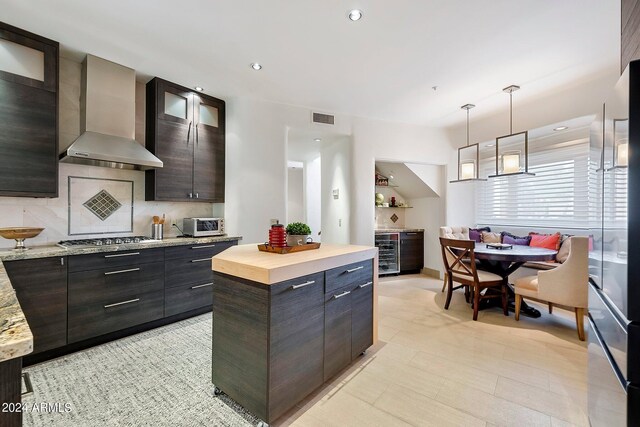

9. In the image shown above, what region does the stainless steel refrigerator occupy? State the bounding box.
[588,59,640,426]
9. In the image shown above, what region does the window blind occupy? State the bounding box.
[475,137,590,229]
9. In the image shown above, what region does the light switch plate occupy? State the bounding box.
[333,188,339,199]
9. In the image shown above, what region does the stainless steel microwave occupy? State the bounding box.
[182,218,225,237]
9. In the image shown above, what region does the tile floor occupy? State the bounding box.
[277,274,588,427]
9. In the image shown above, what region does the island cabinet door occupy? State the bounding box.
[351,279,374,359]
[4,257,67,354]
[324,286,353,382]
[268,272,324,421]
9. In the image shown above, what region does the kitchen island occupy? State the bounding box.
[211,244,378,425]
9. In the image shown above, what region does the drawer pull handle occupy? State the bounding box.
[359,281,373,288]
[191,258,211,263]
[104,267,140,276]
[291,280,315,290]
[191,282,214,289]
[333,290,351,299]
[406,232,417,235]
[346,266,364,273]
[104,252,140,258]
[192,245,216,249]
[104,298,140,308]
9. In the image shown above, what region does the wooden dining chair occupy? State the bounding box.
[439,237,508,321]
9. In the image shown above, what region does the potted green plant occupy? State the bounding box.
[286,222,312,246]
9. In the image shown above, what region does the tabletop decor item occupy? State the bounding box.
[285,222,312,247]
[258,242,321,254]
[0,227,44,250]
[375,193,384,206]
[268,223,287,247]
[486,243,513,250]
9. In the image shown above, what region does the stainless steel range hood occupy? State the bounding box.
[59,55,163,170]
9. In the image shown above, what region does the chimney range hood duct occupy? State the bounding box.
[59,55,163,170]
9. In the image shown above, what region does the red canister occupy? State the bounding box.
[268,223,287,247]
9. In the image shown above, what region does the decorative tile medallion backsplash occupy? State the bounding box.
[69,176,133,235]
[83,190,122,221]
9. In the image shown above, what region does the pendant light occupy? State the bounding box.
[450,104,486,183]
[489,84,534,178]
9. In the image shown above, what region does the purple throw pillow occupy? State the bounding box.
[469,227,491,243]
[502,234,531,246]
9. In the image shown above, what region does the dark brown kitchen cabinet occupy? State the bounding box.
[0,22,58,197]
[0,357,22,427]
[145,77,225,202]
[164,241,235,316]
[67,259,164,343]
[323,286,352,381]
[400,231,424,273]
[351,280,374,359]
[4,257,67,354]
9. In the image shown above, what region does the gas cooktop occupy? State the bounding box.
[57,236,159,249]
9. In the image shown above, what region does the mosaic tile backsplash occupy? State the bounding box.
[69,177,133,235]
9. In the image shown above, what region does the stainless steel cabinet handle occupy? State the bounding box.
[104,267,140,276]
[61,257,64,266]
[104,298,140,309]
[191,282,213,289]
[406,232,417,235]
[333,290,351,299]
[196,193,199,199]
[191,258,211,263]
[189,192,193,198]
[187,121,192,144]
[196,124,199,144]
[359,281,373,288]
[346,266,364,273]
[192,245,216,249]
[104,252,140,258]
[291,280,315,290]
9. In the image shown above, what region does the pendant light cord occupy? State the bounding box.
[509,91,513,134]
[466,108,470,147]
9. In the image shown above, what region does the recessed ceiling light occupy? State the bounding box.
[314,138,322,142]
[194,86,203,92]
[348,9,363,21]
[250,62,262,70]
[553,126,568,131]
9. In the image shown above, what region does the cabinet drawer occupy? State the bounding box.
[325,259,373,294]
[164,281,213,317]
[400,232,423,240]
[165,241,233,260]
[68,248,164,272]
[68,289,164,343]
[165,256,214,288]
[68,261,164,305]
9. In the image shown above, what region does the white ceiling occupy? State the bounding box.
[1,0,620,128]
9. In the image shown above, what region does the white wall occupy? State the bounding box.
[321,137,351,244]
[287,167,304,224]
[304,156,322,242]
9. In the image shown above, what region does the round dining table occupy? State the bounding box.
[472,243,558,318]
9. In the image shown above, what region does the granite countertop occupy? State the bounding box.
[212,243,378,284]
[375,228,424,234]
[0,235,241,363]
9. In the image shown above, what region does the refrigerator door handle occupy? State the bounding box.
[588,314,628,391]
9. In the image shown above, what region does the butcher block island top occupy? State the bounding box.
[211,243,378,284]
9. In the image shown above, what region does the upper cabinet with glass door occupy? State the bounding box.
[145,77,225,202]
[0,22,59,197]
